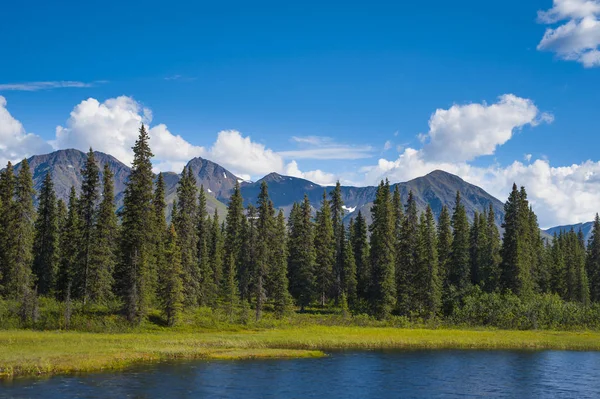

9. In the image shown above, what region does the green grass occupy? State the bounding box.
[4,326,600,378]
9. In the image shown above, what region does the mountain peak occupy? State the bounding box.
[424,169,464,181]
[260,172,285,182]
[184,156,239,198]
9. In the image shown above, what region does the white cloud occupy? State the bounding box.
[279,135,374,160]
[285,160,337,186]
[359,147,600,228]
[0,96,53,166]
[383,140,393,151]
[421,95,550,163]
[207,130,285,177]
[7,92,600,228]
[537,0,600,67]
[0,81,104,91]
[52,96,334,181]
[54,96,205,173]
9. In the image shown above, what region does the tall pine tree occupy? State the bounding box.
[396,190,419,315]
[88,164,117,304]
[197,187,216,307]
[78,148,100,303]
[418,206,441,318]
[448,191,470,304]
[118,125,155,323]
[223,181,244,306]
[369,180,396,319]
[56,187,80,300]
[6,159,35,300]
[272,210,292,317]
[288,196,316,310]
[32,173,59,296]
[174,167,200,307]
[159,225,184,326]
[587,214,600,303]
[330,181,345,302]
[314,190,335,307]
[0,162,16,297]
[353,210,370,303]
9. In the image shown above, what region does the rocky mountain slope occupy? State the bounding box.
[12,149,508,228]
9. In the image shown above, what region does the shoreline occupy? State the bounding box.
[4,326,600,378]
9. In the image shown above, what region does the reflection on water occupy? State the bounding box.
[2,350,600,398]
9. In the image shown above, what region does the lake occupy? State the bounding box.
[2,350,600,398]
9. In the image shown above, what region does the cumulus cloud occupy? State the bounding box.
[359,147,600,228]
[537,0,600,67]
[208,130,285,176]
[0,96,53,166]
[6,92,600,227]
[354,94,600,227]
[421,95,551,162]
[284,160,337,186]
[52,96,335,182]
[54,96,205,172]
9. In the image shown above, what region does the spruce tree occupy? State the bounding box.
[32,173,59,296]
[437,205,453,303]
[0,162,15,297]
[174,167,200,307]
[150,173,168,301]
[549,232,566,297]
[159,225,184,326]
[369,180,396,319]
[118,125,155,323]
[500,184,534,298]
[314,190,335,307]
[564,229,589,304]
[223,181,244,303]
[418,206,441,318]
[87,164,117,304]
[448,191,470,303]
[352,210,370,302]
[6,159,35,300]
[341,222,358,311]
[396,190,419,315]
[254,182,274,320]
[272,210,292,317]
[239,205,257,304]
[330,181,345,301]
[78,148,100,303]
[208,208,224,307]
[56,199,67,236]
[288,196,316,310]
[481,204,501,292]
[468,212,483,286]
[587,214,600,302]
[56,187,80,300]
[529,207,548,293]
[197,187,216,307]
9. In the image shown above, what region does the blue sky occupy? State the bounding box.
[1,0,600,227]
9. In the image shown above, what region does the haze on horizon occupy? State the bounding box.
[1,0,600,228]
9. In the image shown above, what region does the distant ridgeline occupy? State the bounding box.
[0,126,599,327]
[11,148,505,228]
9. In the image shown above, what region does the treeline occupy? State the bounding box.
[1,125,600,327]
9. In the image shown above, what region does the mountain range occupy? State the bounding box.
[12,148,508,227]
[544,222,595,244]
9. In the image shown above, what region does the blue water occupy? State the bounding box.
[2,350,600,398]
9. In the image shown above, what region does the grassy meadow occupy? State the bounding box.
[4,324,600,378]
[4,299,600,379]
